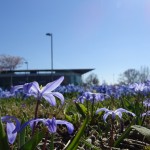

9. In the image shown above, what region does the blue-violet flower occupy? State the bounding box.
[96,108,135,122]
[1,116,21,144]
[20,117,74,134]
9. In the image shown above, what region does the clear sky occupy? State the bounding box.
[0,0,150,84]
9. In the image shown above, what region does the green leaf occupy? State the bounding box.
[66,116,89,150]
[64,107,73,122]
[114,119,135,147]
[80,137,101,150]
[144,145,150,150]
[131,125,150,141]
[75,102,87,118]
[19,128,46,150]
[65,114,73,122]
[134,101,143,125]
[0,118,10,150]
[123,98,133,110]
[18,118,26,148]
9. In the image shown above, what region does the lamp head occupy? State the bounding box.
[46,33,52,36]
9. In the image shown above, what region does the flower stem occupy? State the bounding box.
[42,130,49,150]
[141,105,148,126]
[50,133,54,150]
[110,118,114,148]
[10,145,13,150]
[32,100,40,136]
[34,100,40,119]
[91,98,95,124]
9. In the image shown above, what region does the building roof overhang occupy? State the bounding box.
[0,68,94,75]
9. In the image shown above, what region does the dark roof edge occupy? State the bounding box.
[0,68,94,75]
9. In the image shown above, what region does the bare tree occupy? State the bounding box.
[139,66,150,82]
[0,54,24,70]
[118,67,150,84]
[84,73,100,86]
[118,69,140,84]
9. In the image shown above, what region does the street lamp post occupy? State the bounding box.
[24,61,28,82]
[46,33,53,71]
[24,61,28,70]
[46,33,53,81]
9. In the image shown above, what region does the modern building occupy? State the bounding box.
[0,69,94,89]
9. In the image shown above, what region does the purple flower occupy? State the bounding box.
[75,92,108,103]
[10,83,33,99]
[11,85,23,93]
[1,116,21,144]
[74,95,85,103]
[6,122,17,144]
[0,90,15,98]
[96,108,135,122]
[17,76,64,106]
[143,99,150,107]
[129,83,147,93]
[20,117,74,134]
[142,111,150,117]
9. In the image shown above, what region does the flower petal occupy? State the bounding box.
[115,108,135,117]
[103,111,112,122]
[96,108,109,114]
[6,122,17,144]
[23,82,33,94]
[19,118,45,132]
[46,118,57,133]
[142,111,150,117]
[56,120,74,134]
[29,81,40,96]
[1,115,21,133]
[41,76,64,93]
[42,94,56,106]
[115,111,122,119]
[11,85,23,93]
[52,92,64,104]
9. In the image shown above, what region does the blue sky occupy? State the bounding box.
[0,0,150,84]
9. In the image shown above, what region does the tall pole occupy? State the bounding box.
[25,61,28,70]
[46,33,53,71]
[24,61,28,82]
[46,33,53,80]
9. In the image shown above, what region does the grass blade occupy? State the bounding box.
[66,116,89,150]
[0,117,10,150]
[75,102,87,119]
[19,128,46,150]
[18,118,26,148]
[114,119,135,147]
